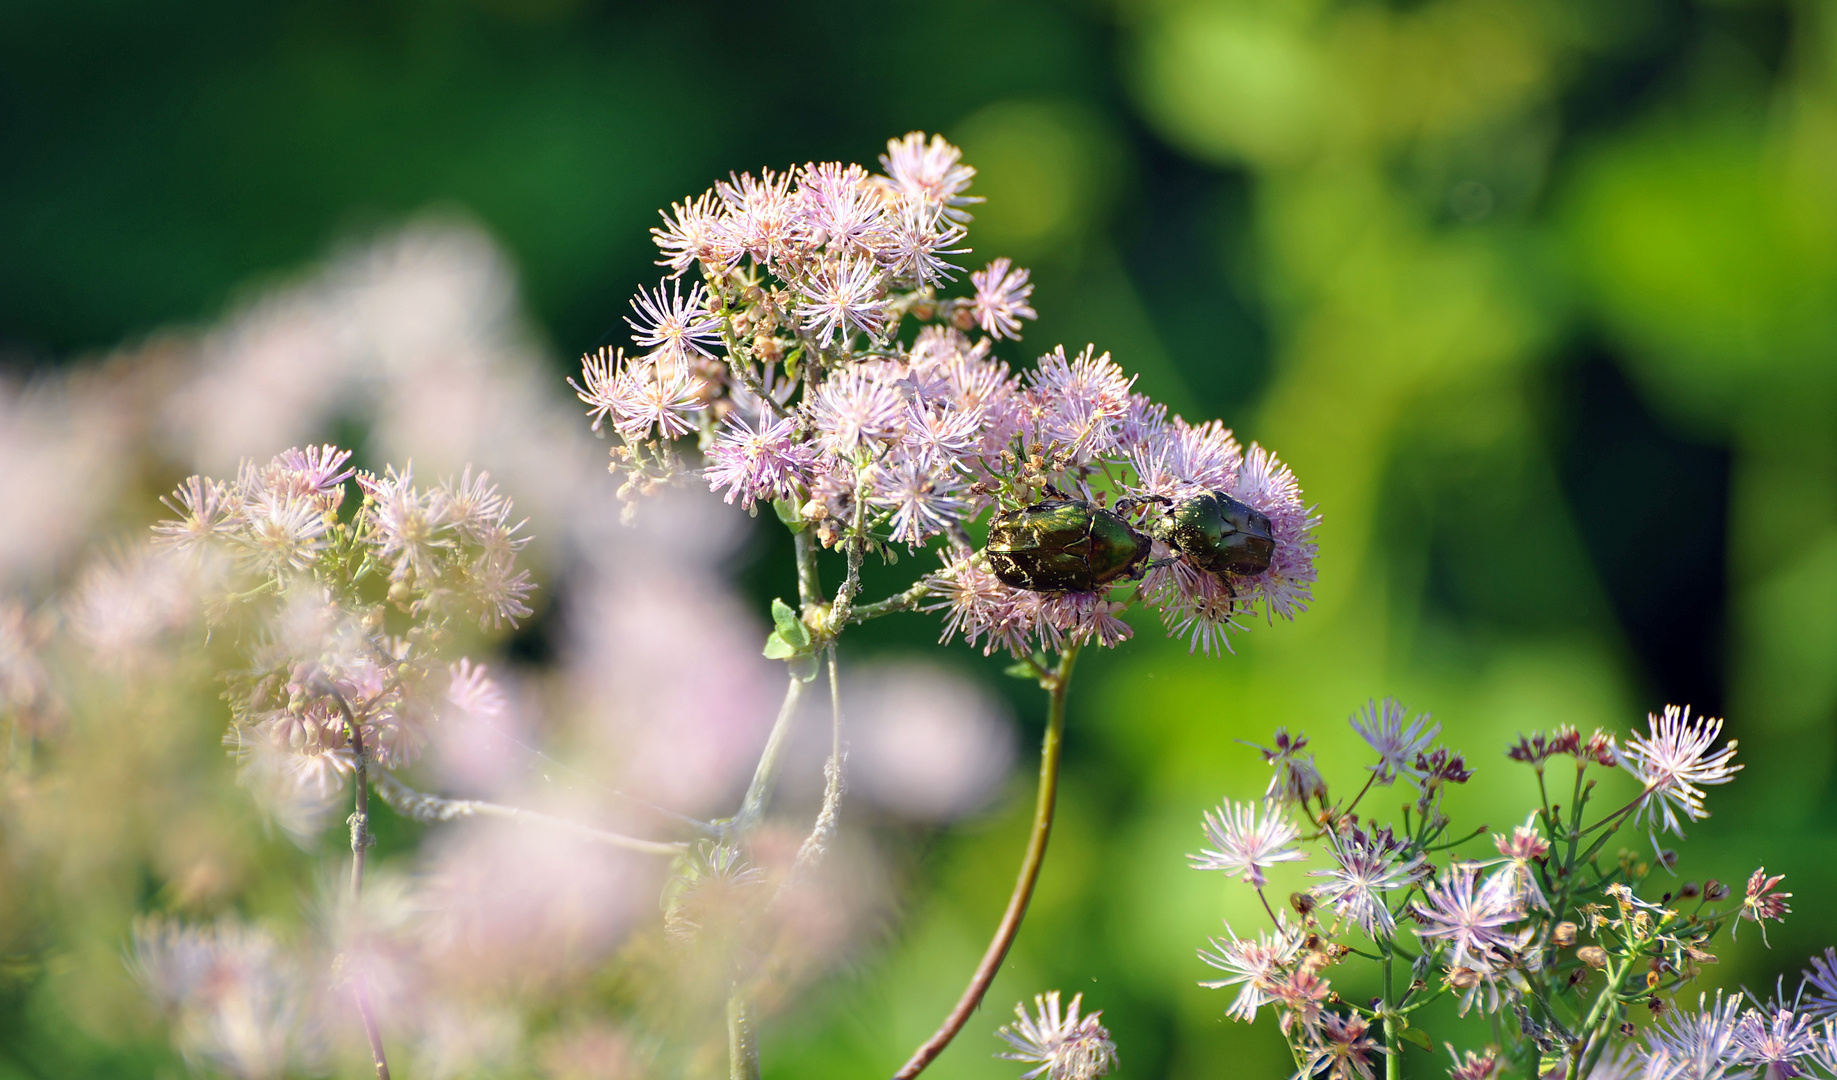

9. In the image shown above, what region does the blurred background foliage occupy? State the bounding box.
[3,0,1835,1077]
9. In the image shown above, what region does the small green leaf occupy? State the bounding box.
[1003,661,1038,681]
[790,653,820,682]
[1398,1026,1432,1052]
[769,599,811,648]
[772,499,806,532]
[762,631,798,660]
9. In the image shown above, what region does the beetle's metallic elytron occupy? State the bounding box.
[1152,491,1275,576]
[985,498,1154,593]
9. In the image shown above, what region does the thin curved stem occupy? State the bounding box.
[734,675,808,833]
[892,644,1082,1080]
[321,687,391,1080]
[843,580,933,625]
[371,771,687,856]
[794,646,845,869]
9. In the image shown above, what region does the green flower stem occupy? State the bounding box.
[733,674,808,834]
[794,528,822,609]
[1382,944,1401,1080]
[1564,953,1636,1080]
[892,644,1082,1080]
[728,989,760,1080]
[371,772,687,855]
[324,689,392,1080]
[841,580,933,626]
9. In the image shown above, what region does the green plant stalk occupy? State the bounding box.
[328,691,391,1080]
[892,644,1083,1080]
[1382,944,1401,1080]
[728,990,760,1080]
[1564,943,1638,1080]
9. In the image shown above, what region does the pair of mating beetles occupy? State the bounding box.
[983,490,1274,594]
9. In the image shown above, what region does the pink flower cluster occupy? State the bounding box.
[155,446,533,630]
[152,445,533,822]
[574,133,1317,659]
[1191,699,1824,1078]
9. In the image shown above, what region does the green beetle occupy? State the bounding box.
[1152,491,1275,576]
[985,497,1153,593]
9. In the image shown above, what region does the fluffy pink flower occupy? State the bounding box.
[971,257,1037,340]
[704,413,813,509]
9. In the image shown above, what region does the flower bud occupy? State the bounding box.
[1552,922,1576,946]
[1290,892,1315,916]
[1705,880,1729,901]
[1656,849,1678,871]
[1577,946,1608,969]
[1679,881,1701,899]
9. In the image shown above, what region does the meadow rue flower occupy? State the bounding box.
[1620,705,1741,841]
[879,130,980,222]
[995,991,1117,1080]
[1190,799,1304,887]
[1246,727,1328,807]
[1735,868,1791,942]
[704,413,813,509]
[1801,950,1837,1017]
[1300,1011,1387,1080]
[1733,1005,1818,1079]
[625,279,723,367]
[1483,814,1552,913]
[1411,863,1526,971]
[130,916,312,1080]
[1197,915,1304,1022]
[1349,697,1440,786]
[1446,1045,1501,1080]
[1271,967,1333,1036]
[971,257,1037,340]
[1309,824,1427,938]
[1646,992,1748,1080]
[651,189,734,276]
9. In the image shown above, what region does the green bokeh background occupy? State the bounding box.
[5,0,1836,1076]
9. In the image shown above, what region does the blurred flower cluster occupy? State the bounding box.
[0,217,1024,1079]
[152,444,533,829]
[1193,700,1837,1079]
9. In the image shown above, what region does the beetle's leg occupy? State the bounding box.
[1114,494,1171,515]
[1040,481,1069,501]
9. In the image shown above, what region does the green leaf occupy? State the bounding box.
[790,653,820,682]
[1003,661,1038,681]
[770,598,811,649]
[1398,1026,1432,1052]
[762,631,798,660]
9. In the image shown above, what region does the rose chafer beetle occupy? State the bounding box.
[1152,491,1275,576]
[985,497,1154,593]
